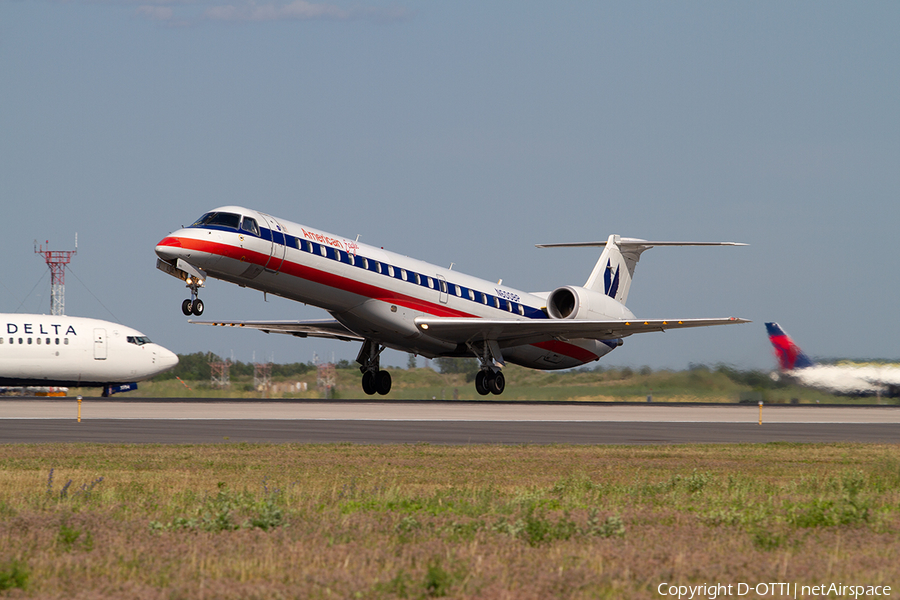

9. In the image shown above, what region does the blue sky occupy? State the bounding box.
[1,1,898,371]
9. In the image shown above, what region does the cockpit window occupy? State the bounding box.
[190,213,215,227]
[190,212,241,230]
[241,217,260,236]
[127,336,152,346]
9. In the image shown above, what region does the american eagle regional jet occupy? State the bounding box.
[156,207,748,396]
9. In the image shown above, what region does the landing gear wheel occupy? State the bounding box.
[488,371,505,395]
[182,299,193,316]
[375,370,392,395]
[191,299,204,316]
[361,371,377,395]
[475,371,490,396]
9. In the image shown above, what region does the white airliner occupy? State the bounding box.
[0,314,179,396]
[155,207,748,396]
[766,322,900,397]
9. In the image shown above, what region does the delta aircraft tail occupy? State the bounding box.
[765,322,815,371]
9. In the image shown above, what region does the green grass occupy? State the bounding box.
[0,443,898,598]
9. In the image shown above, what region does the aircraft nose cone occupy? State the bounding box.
[155,236,184,262]
[158,347,179,372]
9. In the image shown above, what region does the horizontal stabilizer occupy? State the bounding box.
[536,236,746,305]
[535,240,747,248]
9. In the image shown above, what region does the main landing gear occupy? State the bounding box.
[471,340,506,396]
[357,339,391,396]
[475,369,505,396]
[181,277,204,316]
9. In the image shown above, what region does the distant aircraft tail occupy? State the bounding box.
[765,322,815,371]
[537,236,745,306]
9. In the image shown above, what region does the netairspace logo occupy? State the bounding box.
[657,582,892,599]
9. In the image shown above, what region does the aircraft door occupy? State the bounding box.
[437,275,449,304]
[93,329,107,360]
[257,214,286,273]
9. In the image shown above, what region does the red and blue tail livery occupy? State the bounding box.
[765,322,814,370]
[764,321,900,396]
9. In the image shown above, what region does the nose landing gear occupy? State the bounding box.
[181,277,204,316]
[181,298,204,316]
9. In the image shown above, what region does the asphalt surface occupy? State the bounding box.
[1,398,898,444]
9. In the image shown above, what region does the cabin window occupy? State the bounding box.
[455,285,463,297]
[425,277,433,289]
[518,304,525,316]
[64,339,69,345]
[375,263,383,274]
[468,289,475,301]
[414,273,421,285]
[18,338,22,344]
[319,245,327,257]
[286,236,299,250]
[400,269,407,281]
[0,337,3,344]
[55,338,60,345]
[388,265,395,277]
[240,217,260,236]
[46,338,51,344]
[508,301,515,313]
[361,257,369,269]
[494,297,500,309]
[27,338,32,345]
[36,338,41,345]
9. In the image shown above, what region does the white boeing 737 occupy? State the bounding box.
[156,207,748,396]
[1,314,179,396]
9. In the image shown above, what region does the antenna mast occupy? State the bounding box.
[34,236,77,316]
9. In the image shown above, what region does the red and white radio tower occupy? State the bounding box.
[34,236,77,316]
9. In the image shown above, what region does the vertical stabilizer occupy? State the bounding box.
[765,322,815,371]
[583,235,649,305]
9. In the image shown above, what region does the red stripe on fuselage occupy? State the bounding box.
[166,235,600,362]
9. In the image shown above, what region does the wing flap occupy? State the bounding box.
[188,319,364,342]
[414,316,749,345]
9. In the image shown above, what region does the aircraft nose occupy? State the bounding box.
[157,347,179,372]
[155,235,185,262]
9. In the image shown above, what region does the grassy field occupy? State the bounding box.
[0,443,898,598]
[65,364,894,404]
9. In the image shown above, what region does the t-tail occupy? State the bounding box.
[537,236,746,306]
[765,322,815,371]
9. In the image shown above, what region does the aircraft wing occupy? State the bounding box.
[414,316,750,346]
[188,319,365,342]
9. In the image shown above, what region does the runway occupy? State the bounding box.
[1,399,898,444]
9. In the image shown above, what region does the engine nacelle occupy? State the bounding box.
[545,286,635,321]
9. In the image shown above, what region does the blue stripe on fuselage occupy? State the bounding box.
[199,224,552,321]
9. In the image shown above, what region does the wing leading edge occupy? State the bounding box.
[413,316,750,346]
[188,319,364,342]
